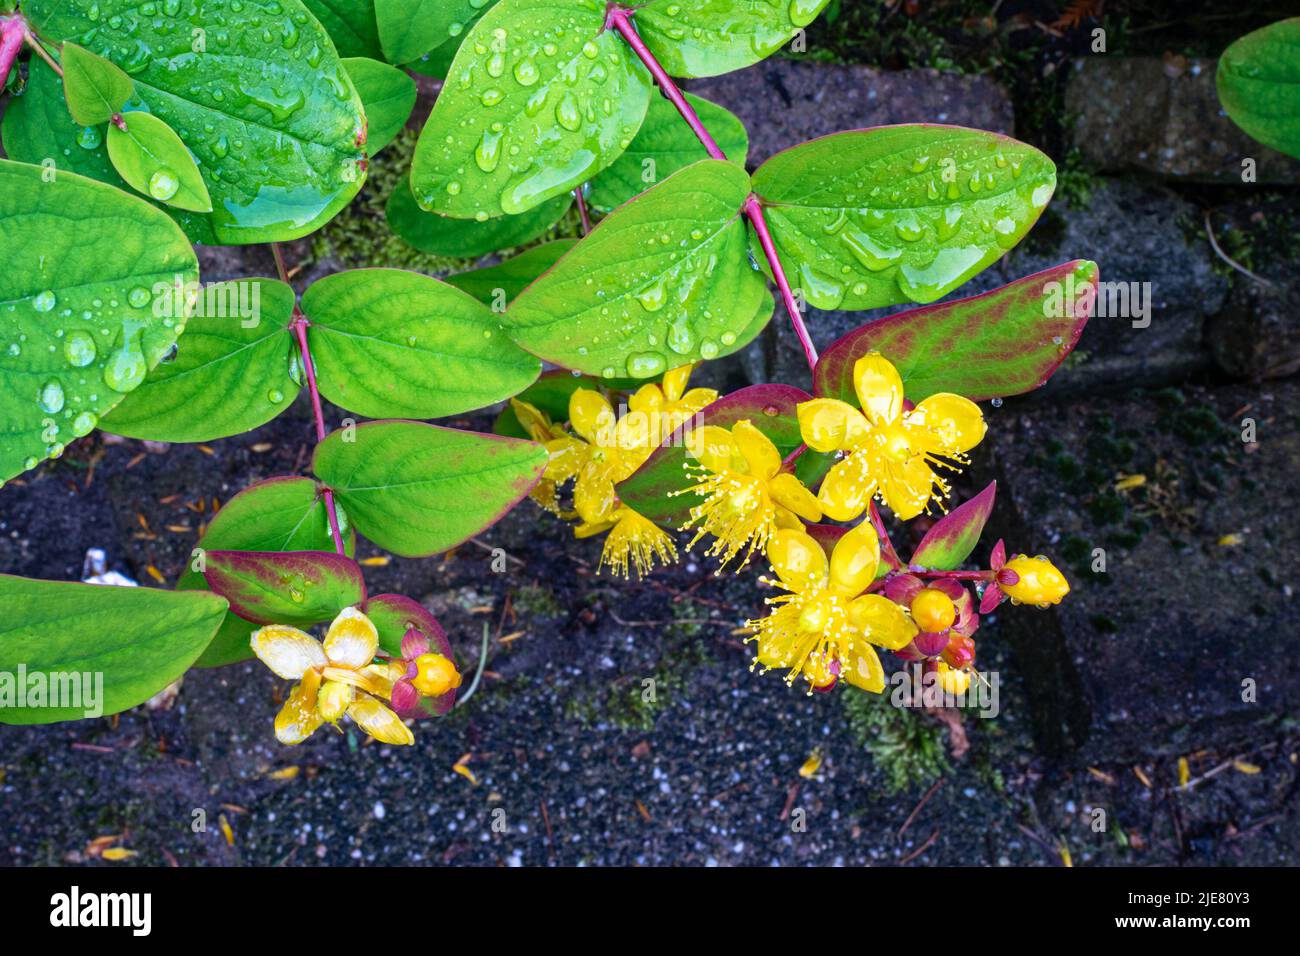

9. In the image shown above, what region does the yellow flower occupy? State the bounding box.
[250,607,413,746]
[746,522,917,694]
[510,398,576,517]
[1000,554,1070,606]
[679,420,822,569]
[798,352,986,521]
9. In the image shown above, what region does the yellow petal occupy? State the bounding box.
[573,468,618,524]
[348,694,414,746]
[690,425,742,473]
[676,387,718,414]
[881,457,935,520]
[818,456,873,522]
[829,520,880,595]
[909,392,986,453]
[317,679,354,723]
[842,643,885,693]
[509,398,552,443]
[274,673,324,745]
[853,352,905,424]
[848,593,917,650]
[614,406,659,453]
[767,529,828,591]
[323,606,379,669]
[569,389,615,444]
[797,398,869,452]
[733,420,782,479]
[542,436,588,482]
[629,383,665,413]
[773,503,804,530]
[250,624,327,680]
[769,472,822,522]
[661,364,694,403]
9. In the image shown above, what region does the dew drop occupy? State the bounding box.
[33,290,57,313]
[148,168,180,200]
[39,380,65,414]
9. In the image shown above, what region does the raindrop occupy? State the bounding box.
[149,169,180,200]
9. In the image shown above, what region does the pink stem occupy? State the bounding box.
[912,569,995,581]
[290,312,346,556]
[0,17,27,89]
[605,4,819,372]
[574,187,593,235]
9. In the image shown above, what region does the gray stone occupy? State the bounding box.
[746,178,1229,394]
[999,177,1227,394]
[1066,57,1300,184]
[688,59,1013,166]
[977,379,1300,764]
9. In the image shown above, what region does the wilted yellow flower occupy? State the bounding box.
[798,352,986,520]
[678,419,822,569]
[746,522,917,694]
[251,607,413,746]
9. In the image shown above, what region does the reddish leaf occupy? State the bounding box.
[366,593,456,716]
[616,384,811,527]
[909,482,997,571]
[814,260,1098,403]
[203,550,365,626]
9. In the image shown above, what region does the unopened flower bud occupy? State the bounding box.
[1000,555,1070,607]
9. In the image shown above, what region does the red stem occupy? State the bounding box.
[0,17,27,89]
[605,4,819,372]
[574,187,593,235]
[275,242,345,557]
[912,569,995,581]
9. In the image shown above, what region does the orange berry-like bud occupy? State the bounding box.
[410,653,462,697]
[910,587,957,632]
[1001,555,1070,607]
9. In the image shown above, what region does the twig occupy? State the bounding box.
[1204,211,1273,288]
[24,32,64,79]
[574,187,593,235]
[897,778,943,839]
[898,829,940,864]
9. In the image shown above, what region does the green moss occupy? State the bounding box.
[513,583,564,619]
[1057,149,1100,210]
[842,692,949,794]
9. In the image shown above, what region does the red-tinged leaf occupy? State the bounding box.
[616,384,811,527]
[312,420,547,557]
[990,538,1006,570]
[979,582,1005,614]
[203,550,366,627]
[366,593,456,716]
[910,482,997,571]
[813,261,1098,404]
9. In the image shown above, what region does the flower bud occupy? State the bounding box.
[411,653,462,697]
[910,587,956,632]
[1000,555,1070,607]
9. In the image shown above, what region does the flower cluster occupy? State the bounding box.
[250,607,459,746]
[519,350,1072,698]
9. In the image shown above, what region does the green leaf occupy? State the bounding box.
[813,260,1098,403]
[301,0,381,59]
[301,268,540,419]
[376,0,482,65]
[342,57,416,157]
[404,1,500,78]
[100,279,300,442]
[616,383,811,526]
[0,576,227,724]
[18,0,367,243]
[387,173,571,256]
[506,160,765,378]
[312,420,547,556]
[752,125,1057,309]
[587,91,748,211]
[635,0,831,79]
[183,476,355,667]
[1217,18,1300,160]
[446,238,578,307]
[409,0,652,218]
[61,41,133,126]
[204,550,365,626]
[0,159,198,484]
[910,481,996,571]
[107,110,213,212]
